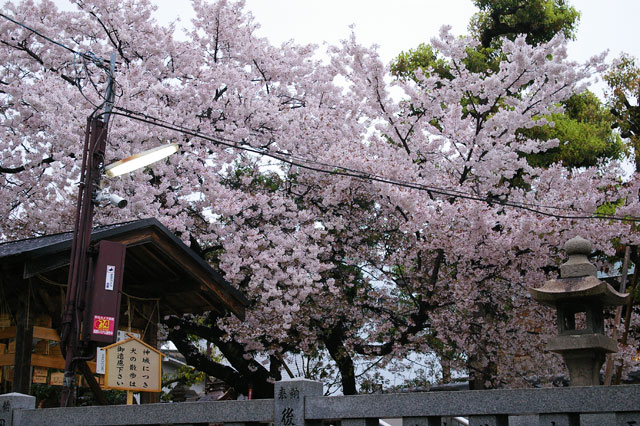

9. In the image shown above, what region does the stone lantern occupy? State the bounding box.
[529,236,629,386]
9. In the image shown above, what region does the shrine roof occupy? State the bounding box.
[0,218,248,319]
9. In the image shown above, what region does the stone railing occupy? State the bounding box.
[1,379,639,426]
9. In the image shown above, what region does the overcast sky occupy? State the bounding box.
[150,0,640,64]
[49,0,640,95]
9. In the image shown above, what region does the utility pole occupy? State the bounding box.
[60,54,115,407]
[60,117,107,407]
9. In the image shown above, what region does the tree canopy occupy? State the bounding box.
[606,53,640,171]
[469,0,580,48]
[392,1,624,172]
[523,91,626,169]
[1,0,639,396]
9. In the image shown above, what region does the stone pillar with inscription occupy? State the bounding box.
[529,236,629,386]
[274,379,323,426]
[0,393,35,426]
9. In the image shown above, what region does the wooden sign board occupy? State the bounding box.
[103,335,163,392]
[0,313,11,328]
[32,367,48,384]
[50,372,64,386]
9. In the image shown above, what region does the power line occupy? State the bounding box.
[0,12,111,66]
[108,106,640,223]
[114,107,580,214]
[1,12,122,121]
[2,12,636,223]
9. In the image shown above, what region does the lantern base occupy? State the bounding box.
[558,349,608,386]
[547,333,617,353]
[548,334,616,386]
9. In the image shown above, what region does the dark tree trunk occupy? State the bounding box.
[468,355,498,390]
[323,322,357,395]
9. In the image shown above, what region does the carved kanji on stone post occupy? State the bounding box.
[530,236,629,386]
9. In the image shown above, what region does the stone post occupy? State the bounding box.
[274,379,323,426]
[0,393,35,426]
[402,417,441,426]
[468,414,508,426]
[537,413,579,426]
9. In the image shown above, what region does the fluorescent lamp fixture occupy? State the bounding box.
[105,143,179,177]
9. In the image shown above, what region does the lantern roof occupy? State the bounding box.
[529,236,629,307]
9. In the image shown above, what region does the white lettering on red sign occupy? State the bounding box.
[93,315,115,336]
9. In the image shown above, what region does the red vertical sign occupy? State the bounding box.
[83,240,126,343]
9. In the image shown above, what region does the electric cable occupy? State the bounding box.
[1,12,118,110]
[3,12,637,223]
[107,107,606,216]
[0,12,111,67]
[107,106,640,224]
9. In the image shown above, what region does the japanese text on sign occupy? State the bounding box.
[105,265,115,290]
[93,315,115,336]
[104,335,163,392]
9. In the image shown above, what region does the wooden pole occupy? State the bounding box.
[77,361,108,405]
[614,262,639,385]
[604,246,631,385]
[61,53,115,407]
[61,118,106,406]
[13,285,33,394]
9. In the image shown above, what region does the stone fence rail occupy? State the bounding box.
[1,379,639,426]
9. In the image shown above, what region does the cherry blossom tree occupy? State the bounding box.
[1,0,639,396]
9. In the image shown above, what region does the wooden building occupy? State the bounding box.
[0,218,248,400]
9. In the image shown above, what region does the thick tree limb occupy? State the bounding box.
[164,314,276,398]
[0,157,54,174]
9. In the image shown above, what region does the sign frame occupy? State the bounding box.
[32,367,48,384]
[103,334,164,393]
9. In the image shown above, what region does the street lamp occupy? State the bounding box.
[104,143,179,177]
[60,116,178,407]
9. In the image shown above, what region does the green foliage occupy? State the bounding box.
[595,197,625,217]
[162,364,206,387]
[391,43,452,81]
[392,1,580,79]
[160,343,223,402]
[161,364,206,402]
[223,163,283,193]
[524,91,626,168]
[605,54,640,171]
[30,383,126,407]
[392,2,621,171]
[463,45,501,74]
[470,0,580,48]
[76,388,126,406]
[391,43,500,82]
[357,371,389,393]
[30,383,60,408]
